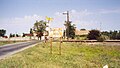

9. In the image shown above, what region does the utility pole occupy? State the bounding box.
[67,11,69,22]
[63,11,70,40]
[63,11,69,23]
[100,22,102,31]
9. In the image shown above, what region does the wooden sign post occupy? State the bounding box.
[59,37,62,55]
[50,37,52,54]
[49,28,63,55]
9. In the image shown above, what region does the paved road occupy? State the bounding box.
[0,40,40,59]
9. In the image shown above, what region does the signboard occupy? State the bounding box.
[49,28,64,37]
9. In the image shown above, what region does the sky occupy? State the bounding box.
[0,0,120,36]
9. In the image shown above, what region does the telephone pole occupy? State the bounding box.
[63,11,70,39]
[63,11,69,22]
[100,22,102,31]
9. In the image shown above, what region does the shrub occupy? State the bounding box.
[87,30,100,40]
[97,35,105,42]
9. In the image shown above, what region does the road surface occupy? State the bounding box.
[0,40,40,59]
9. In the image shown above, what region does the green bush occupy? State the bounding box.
[97,35,108,42]
[87,30,100,40]
[97,36,104,42]
[75,35,87,40]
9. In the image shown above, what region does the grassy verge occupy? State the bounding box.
[0,42,120,68]
[0,41,27,46]
[0,41,17,46]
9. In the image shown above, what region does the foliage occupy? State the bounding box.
[33,20,47,33]
[87,30,101,40]
[116,31,120,39]
[16,34,19,37]
[9,33,15,37]
[0,29,6,37]
[64,21,76,39]
[75,35,87,40]
[22,33,25,37]
[101,31,109,36]
[9,33,19,37]
[97,35,106,42]
[33,20,47,40]
[30,28,33,35]
[9,33,12,37]
[0,42,120,68]
[101,30,120,40]
[30,28,33,39]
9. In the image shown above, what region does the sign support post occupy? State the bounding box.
[49,28,63,55]
[50,37,52,54]
[59,37,62,55]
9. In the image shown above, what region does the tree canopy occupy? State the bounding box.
[0,29,6,37]
[87,30,101,40]
[101,30,120,40]
[33,20,47,40]
[64,21,76,39]
[33,20,47,33]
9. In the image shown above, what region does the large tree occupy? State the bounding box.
[0,29,6,37]
[64,21,76,39]
[33,20,47,40]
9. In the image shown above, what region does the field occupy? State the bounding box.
[0,42,120,68]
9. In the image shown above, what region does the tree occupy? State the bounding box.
[64,21,76,39]
[87,30,101,40]
[30,28,33,39]
[117,30,120,39]
[111,30,118,39]
[0,29,6,37]
[33,20,47,40]
[22,33,25,37]
[16,34,19,37]
[30,28,33,35]
[69,24,76,39]
[9,33,13,38]
[101,31,109,36]
[101,30,120,40]
[13,34,15,37]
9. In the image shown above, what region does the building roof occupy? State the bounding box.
[24,34,33,36]
[75,29,89,35]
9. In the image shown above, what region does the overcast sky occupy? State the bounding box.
[0,0,120,35]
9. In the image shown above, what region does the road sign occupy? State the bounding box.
[49,28,63,37]
[46,16,53,22]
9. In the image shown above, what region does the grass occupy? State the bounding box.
[0,42,120,68]
[0,41,17,46]
[0,41,27,46]
[75,35,87,40]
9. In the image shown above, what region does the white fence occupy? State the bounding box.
[0,36,45,41]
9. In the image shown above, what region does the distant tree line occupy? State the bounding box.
[0,29,6,37]
[87,30,120,41]
[9,33,20,38]
[101,30,120,40]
